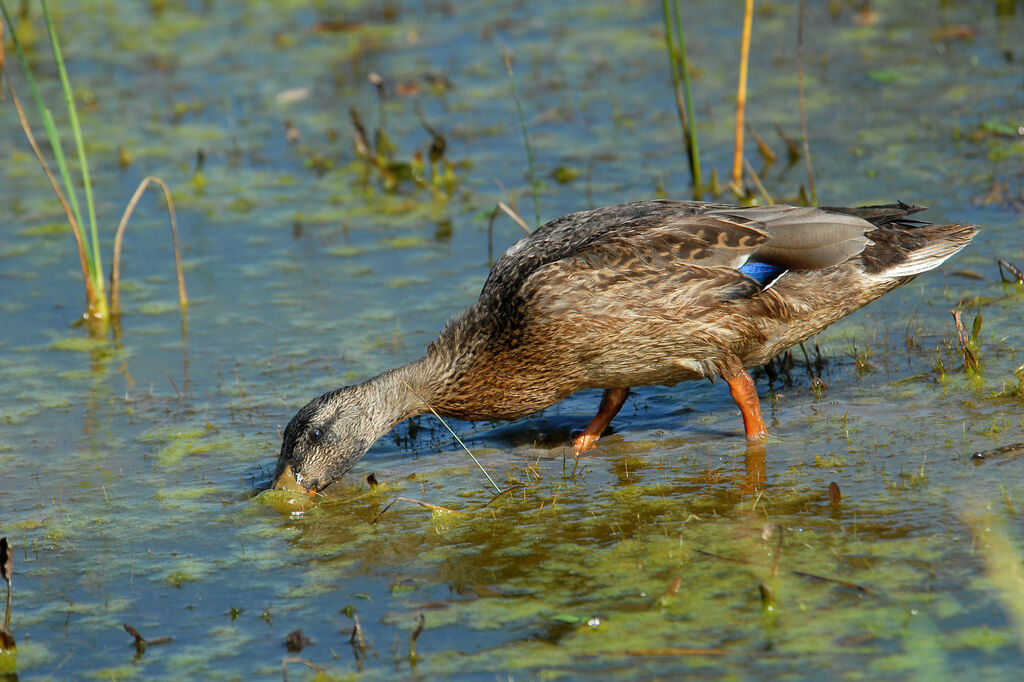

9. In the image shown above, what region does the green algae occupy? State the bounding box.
[0,0,1022,679]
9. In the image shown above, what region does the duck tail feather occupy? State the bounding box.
[821,201,928,227]
[863,223,978,279]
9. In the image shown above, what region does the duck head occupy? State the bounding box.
[272,367,428,494]
[272,387,379,494]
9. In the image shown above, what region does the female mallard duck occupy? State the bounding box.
[273,200,976,493]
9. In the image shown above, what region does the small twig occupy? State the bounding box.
[165,370,181,402]
[623,647,728,656]
[122,623,172,656]
[749,126,776,163]
[281,656,324,682]
[789,570,874,594]
[400,380,502,493]
[951,309,979,372]
[372,496,467,525]
[998,259,1024,283]
[797,0,817,204]
[409,613,425,662]
[350,107,371,157]
[743,157,773,204]
[349,614,366,657]
[694,548,874,594]
[774,124,801,161]
[471,485,520,511]
[502,45,540,228]
[498,201,532,236]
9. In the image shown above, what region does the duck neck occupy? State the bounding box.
[361,357,441,429]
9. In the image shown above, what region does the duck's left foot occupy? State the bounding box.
[726,370,769,439]
[573,387,630,456]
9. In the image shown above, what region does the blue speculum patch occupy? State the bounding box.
[738,260,787,287]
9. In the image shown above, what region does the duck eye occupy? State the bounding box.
[309,427,324,443]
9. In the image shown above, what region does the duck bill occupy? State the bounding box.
[272,464,317,496]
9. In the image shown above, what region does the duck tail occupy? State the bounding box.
[822,200,928,226]
[861,221,978,279]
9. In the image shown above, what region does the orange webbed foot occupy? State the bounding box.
[573,387,630,457]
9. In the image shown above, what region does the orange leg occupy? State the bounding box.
[726,370,768,439]
[573,388,630,456]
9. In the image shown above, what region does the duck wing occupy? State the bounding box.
[482,200,878,309]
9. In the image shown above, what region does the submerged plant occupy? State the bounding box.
[349,73,458,199]
[951,308,982,374]
[0,0,186,334]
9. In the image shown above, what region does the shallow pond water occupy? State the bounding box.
[1,0,1023,679]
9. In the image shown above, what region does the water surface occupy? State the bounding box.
[1,0,1023,678]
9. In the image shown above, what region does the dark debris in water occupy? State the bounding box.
[971,442,1024,462]
[828,481,842,507]
[349,613,366,660]
[409,613,425,663]
[283,628,313,653]
[122,623,172,657]
[1,538,13,653]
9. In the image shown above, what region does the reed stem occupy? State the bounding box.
[797,0,817,205]
[41,0,105,308]
[732,0,754,189]
[663,0,702,196]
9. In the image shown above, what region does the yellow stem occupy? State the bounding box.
[732,0,754,187]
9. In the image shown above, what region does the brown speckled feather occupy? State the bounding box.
[424,200,975,420]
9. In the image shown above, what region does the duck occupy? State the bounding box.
[272,199,976,494]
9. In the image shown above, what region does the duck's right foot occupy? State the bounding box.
[572,387,630,457]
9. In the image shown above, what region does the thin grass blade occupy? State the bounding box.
[41,0,104,300]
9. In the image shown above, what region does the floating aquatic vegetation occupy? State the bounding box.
[349,73,458,199]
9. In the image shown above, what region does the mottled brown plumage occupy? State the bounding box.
[273,200,976,493]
